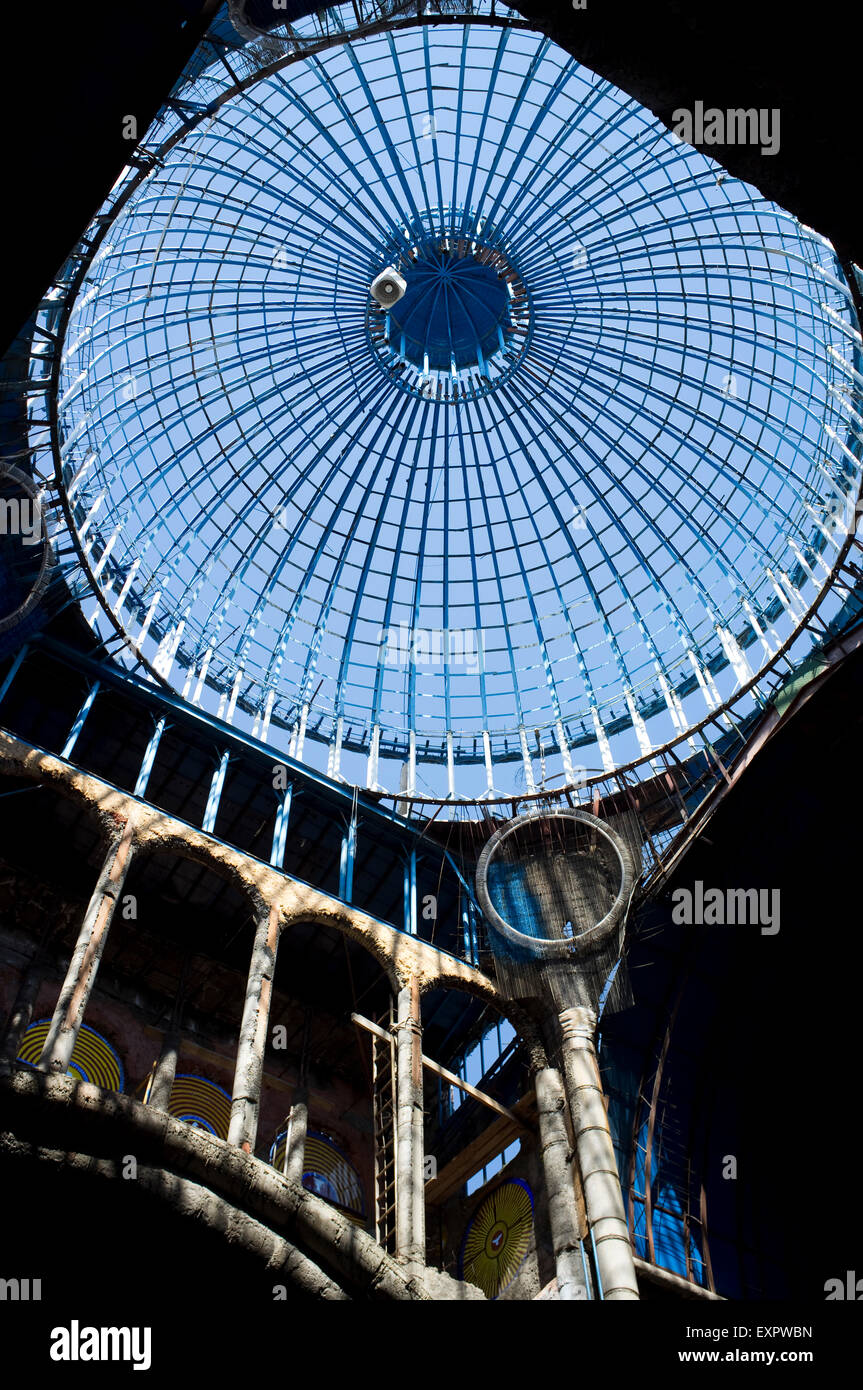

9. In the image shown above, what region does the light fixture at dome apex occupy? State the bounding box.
[367,211,532,402]
[370,267,406,309]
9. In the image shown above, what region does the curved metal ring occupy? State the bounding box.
[475,808,635,959]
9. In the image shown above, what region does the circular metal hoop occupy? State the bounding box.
[475,808,635,960]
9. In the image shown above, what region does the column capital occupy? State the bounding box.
[559,1006,597,1047]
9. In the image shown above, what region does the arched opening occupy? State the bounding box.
[418,984,541,1291]
[259,914,396,1238]
[86,845,258,1118]
[0,769,111,1062]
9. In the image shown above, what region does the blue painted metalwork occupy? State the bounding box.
[367,212,533,400]
[590,1226,604,1302]
[61,680,101,760]
[34,634,417,837]
[32,2,863,802]
[461,901,471,964]
[202,749,230,833]
[339,797,358,903]
[0,644,28,709]
[134,717,167,799]
[270,785,292,868]
[4,635,483,965]
[402,845,417,936]
[460,897,481,969]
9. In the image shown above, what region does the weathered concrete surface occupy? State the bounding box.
[535,1066,589,1301]
[37,821,135,1075]
[0,731,503,1002]
[228,904,279,1151]
[0,1066,485,1301]
[394,978,425,1269]
[559,1007,639,1301]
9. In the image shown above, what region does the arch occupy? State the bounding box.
[0,1066,469,1301]
[415,972,547,1073]
[129,825,269,921]
[277,900,402,993]
[0,745,121,858]
[86,843,258,1118]
[263,913,395,1103]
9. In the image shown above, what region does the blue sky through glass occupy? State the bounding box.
[51,3,862,801]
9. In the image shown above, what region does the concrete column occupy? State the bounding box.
[283,1010,310,1183]
[558,1006,640,1300]
[535,1066,590,1301]
[228,903,280,1153]
[395,977,425,1269]
[37,822,136,1076]
[283,1091,309,1185]
[147,956,189,1112]
[148,1024,181,1112]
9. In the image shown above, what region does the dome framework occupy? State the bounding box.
[36,1,863,804]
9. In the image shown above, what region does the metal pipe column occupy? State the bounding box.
[228,903,280,1152]
[395,976,425,1269]
[535,1065,590,1300]
[37,821,136,1075]
[558,1006,640,1300]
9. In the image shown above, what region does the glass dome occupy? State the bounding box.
[48,3,862,800]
